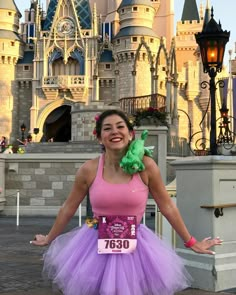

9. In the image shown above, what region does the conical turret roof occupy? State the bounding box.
[181,0,199,22]
[0,0,21,17]
[203,0,211,28]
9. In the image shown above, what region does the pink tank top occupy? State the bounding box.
[89,154,149,224]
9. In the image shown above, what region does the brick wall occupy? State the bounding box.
[1,153,99,216]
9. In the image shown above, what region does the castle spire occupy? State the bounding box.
[199,1,204,20]
[181,0,200,22]
[203,0,211,28]
[92,3,98,36]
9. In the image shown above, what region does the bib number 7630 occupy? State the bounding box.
[97,215,137,254]
[105,239,129,249]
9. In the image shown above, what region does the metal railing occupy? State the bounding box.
[167,136,191,157]
[120,93,166,116]
[142,198,177,248]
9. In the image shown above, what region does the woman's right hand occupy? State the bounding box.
[30,234,49,246]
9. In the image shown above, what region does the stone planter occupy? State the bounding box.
[194,149,209,156]
[139,117,161,126]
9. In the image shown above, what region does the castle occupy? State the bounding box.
[0,0,229,150]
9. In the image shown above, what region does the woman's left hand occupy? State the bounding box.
[191,237,223,255]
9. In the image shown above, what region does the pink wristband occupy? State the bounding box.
[184,236,197,248]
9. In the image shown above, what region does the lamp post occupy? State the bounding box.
[20,123,26,142]
[195,8,230,155]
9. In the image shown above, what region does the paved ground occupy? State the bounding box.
[0,216,235,295]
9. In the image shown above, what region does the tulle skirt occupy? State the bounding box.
[43,224,192,295]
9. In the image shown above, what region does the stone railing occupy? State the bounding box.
[43,75,87,88]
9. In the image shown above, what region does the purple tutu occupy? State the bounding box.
[43,224,192,295]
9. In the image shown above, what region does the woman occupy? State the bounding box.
[32,109,222,295]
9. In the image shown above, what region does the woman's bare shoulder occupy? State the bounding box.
[79,157,100,174]
[139,156,158,185]
[76,156,100,185]
[143,155,158,169]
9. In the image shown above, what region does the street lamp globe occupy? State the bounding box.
[20,123,26,132]
[195,8,230,74]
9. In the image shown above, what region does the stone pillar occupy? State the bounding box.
[93,75,99,101]
[135,126,168,184]
[172,156,236,292]
[115,70,120,101]
[0,157,6,211]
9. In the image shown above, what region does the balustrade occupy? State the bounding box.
[43,75,87,88]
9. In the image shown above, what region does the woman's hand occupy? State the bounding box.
[30,234,49,246]
[190,237,223,255]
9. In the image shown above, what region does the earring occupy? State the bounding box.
[100,143,105,152]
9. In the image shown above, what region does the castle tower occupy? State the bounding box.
[114,0,159,98]
[175,0,202,71]
[152,0,174,49]
[0,1,24,142]
[175,0,217,146]
[104,0,121,36]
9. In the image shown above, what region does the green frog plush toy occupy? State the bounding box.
[120,130,153,175]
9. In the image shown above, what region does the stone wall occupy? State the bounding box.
[1,153,99,216]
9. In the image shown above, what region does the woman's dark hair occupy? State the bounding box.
[95,109,133,138]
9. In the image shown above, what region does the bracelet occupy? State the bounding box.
[184,236,197,248]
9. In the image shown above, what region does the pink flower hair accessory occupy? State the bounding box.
[94,114,100,122]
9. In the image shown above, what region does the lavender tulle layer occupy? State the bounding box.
[43,224,192,295]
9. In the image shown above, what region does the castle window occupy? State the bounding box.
[146,8,150,12]
[132,7,138,12]
[24,65,30,71]
[121,9,125,13]
[105,64,111,70]
[11,41,15,46]
[8,12,12,16]
[117,39,120,44]
[150,38,154,43]
[132,37,138,43]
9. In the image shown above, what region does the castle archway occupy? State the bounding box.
[43,105,71,142]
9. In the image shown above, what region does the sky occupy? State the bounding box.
[15,0,235,65]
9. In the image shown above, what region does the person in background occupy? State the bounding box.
[31,109,222,295]
[17,134,32,146]
[0,136,6,153]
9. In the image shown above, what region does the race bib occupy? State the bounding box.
[98,215,137,254]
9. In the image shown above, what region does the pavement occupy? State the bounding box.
[0,216,235,295]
